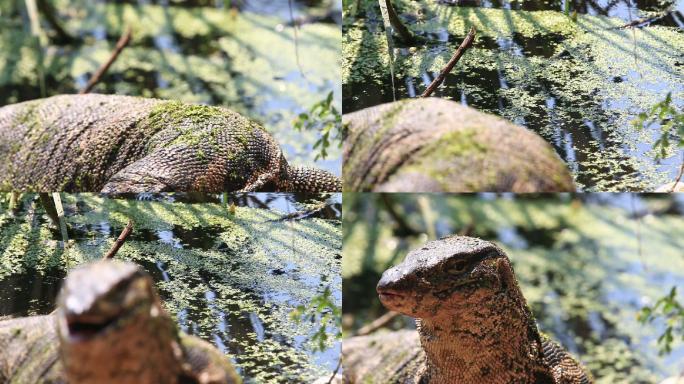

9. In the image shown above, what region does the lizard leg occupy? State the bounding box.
[101,157,178,193]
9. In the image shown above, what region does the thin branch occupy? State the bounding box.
[103,220,134,260]
[669,158,684,193]
[420,26,476,98]
[326,358,342,384]
[80,26,132,94]
[288,0,307,80]
[356,311,400,336]
[380,194,421,236]
[383,0,414,43]
[611,11,669,29]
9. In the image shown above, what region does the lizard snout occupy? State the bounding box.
[376,266,417,308]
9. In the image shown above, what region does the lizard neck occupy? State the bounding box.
[416,287,544,383]
[60,300,186,384]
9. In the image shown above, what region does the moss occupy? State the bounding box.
[399,128,490,188]
[344,101,409,190]
[138,101,253,158]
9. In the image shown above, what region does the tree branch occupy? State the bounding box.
[383,0,414,43]
[103,220,133,260]
[356,311,400,336]
[420,26,476,98]
[669,161,684,193]
[80,26,132,94]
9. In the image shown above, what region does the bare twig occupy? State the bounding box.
[326,358,342,384]
[288,0,307,80]
[383,0,414,43]
[610,12,669,29]
[80,26,132,94]
[103,220,134,260]
[420,26,476,98]
[356,311,400,336]
[669,160,684,193]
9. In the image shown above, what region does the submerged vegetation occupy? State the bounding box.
[342,0,684,191]
[343,193,684,382]
[0,192,342,383]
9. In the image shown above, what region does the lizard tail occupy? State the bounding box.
[280,166,341,193]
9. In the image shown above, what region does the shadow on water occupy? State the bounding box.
[0,268,65,317]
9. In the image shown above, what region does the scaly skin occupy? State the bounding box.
[0,94,340,193]
[343,98,575,192]
[343,236,592,384]
[0,261,241,384]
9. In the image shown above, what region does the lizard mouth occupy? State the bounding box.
[65,313,121,342]
[377,289,405,304]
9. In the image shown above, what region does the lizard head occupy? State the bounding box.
[377,236,515,319]
[56,260,186,383]
[56,260,160,344]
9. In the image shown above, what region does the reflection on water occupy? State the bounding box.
[0,192,341,382]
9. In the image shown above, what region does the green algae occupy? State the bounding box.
[343,2,684,190]
[0,193,341,383]
[343,194,684,382]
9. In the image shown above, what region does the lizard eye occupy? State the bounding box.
[446,260,468,274]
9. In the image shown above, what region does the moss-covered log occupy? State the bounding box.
[343,98,575,192]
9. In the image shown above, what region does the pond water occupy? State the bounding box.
[0,0,342,175]
[342,0,684,191]
[342,193,684,383]
[0,192,342,383]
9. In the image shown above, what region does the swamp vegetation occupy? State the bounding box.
[0,0,342,173]
[343,193,684,383]
[342,0,684,191]
[0,192,342,383]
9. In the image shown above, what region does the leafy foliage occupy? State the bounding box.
[290,286,342,352]
[633,93,684,160]
[638,287,684,355]
[293,91,342,161]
